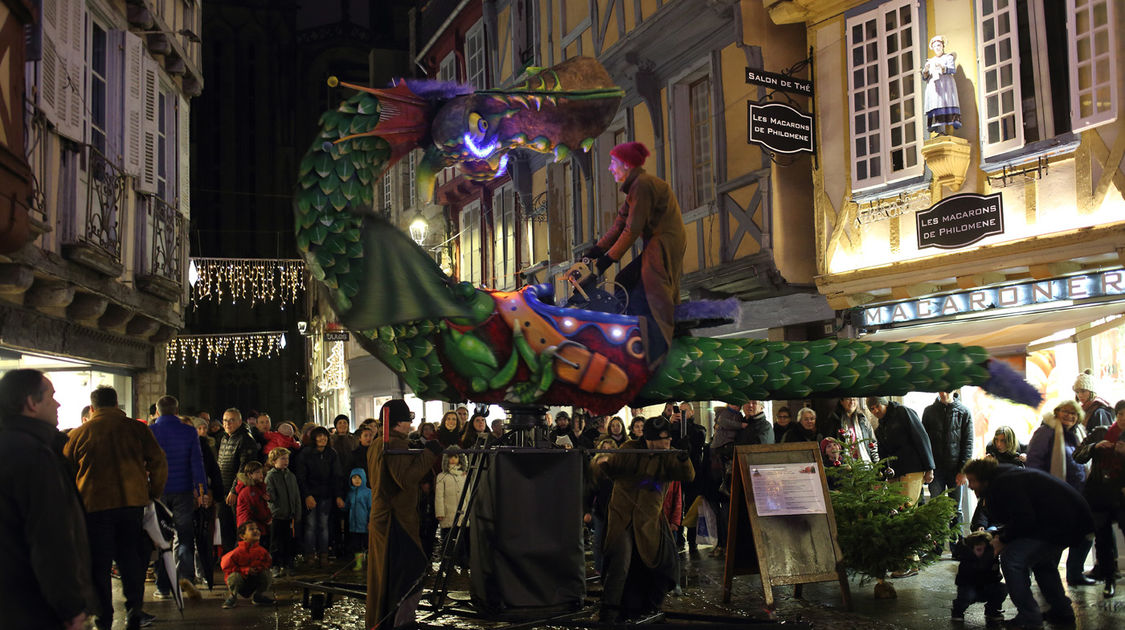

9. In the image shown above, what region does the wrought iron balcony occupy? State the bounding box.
[136,194,186,302]
[62,144,127,276]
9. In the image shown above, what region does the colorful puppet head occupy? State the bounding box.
[330,57,623,197]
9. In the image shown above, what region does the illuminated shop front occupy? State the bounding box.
[856,268,1125,448]
[0,349,135,430]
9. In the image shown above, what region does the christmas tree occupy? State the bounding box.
[825,437,958,597]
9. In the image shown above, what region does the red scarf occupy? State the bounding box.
[1106,422,1122,443]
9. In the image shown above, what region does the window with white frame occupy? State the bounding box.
[845,0,922,189]
[493,183,517,289]
[975,0,1117,158]
[512,0,539,74]
[382,172,393,213]
[459,202,483,285]
[90,23,108,155]
[1068,0,1117,131]
[466,21,487,88]
[157,91,168,200]
[408,152,417,209]
[438,52,457,82]
[688,77,714,208]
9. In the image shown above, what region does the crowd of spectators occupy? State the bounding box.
[3,365,1125,628]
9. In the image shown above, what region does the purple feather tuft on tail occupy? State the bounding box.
[983,360,1043,408]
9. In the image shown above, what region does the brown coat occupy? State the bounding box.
[596,168,685,355]
[365,428,438,629]
[63,407,168,512]
[602,439,694,568]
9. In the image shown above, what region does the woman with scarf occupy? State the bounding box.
[1026,399,1091,586]
[781,407,821,443]
[606,417,628,447]
[1075,370,1115,429]
[436,411,462,449]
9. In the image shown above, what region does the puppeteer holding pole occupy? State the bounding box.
[366,400,442,630]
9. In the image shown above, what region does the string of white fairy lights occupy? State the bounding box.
[188,258,306,308]
[166,331,288,366]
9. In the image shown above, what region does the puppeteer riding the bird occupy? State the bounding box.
[566,141,686,370]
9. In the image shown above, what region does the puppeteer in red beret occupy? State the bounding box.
[584,141,686,367]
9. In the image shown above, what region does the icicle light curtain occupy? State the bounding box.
[189,258,306,307]
[167,331,287,365]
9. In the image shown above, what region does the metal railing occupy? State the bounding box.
[78,144,127,262]
[143,195,185,285]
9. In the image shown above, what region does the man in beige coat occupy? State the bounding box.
[64,386,167,630]
[598,415,694,622]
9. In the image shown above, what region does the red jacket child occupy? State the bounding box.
[220,539,272,579]
[235,465,272,531]
[262,422,301,457]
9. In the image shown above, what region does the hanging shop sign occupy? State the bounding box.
[745,68,814,96]
[860,269,1125,326]
[916,192,1004,250]
[325,331,350,342]
[747,102,815,154]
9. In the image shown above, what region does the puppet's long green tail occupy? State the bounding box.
[639,337,1037,405]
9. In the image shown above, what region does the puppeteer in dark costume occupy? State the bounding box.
[581,141,686,367]
[599,416,694,622]
[366,400,441,629]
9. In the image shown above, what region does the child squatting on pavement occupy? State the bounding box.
[220,522,274,609]
[951,530,1006,622]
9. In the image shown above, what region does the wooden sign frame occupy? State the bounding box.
[721,442,851,611]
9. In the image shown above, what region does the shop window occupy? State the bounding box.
[845,0,922,190]
[466,20,487,88]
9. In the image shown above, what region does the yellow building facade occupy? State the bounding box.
[767,0,1125,438]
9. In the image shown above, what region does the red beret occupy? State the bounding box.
[610,141,650,169]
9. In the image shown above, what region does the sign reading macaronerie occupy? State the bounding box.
[861,269,1125,326]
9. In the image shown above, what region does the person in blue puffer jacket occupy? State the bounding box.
[345,467,372,571]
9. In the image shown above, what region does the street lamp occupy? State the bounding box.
[409,212,428,245]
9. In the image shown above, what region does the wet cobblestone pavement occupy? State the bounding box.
[107,548,1125,629]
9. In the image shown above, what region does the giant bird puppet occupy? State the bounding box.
[294,57,1040,416]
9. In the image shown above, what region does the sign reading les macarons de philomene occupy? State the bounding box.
[747,102,815,154]
[916,192,1004,250]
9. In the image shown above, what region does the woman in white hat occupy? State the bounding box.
[1074,369,1114,430]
